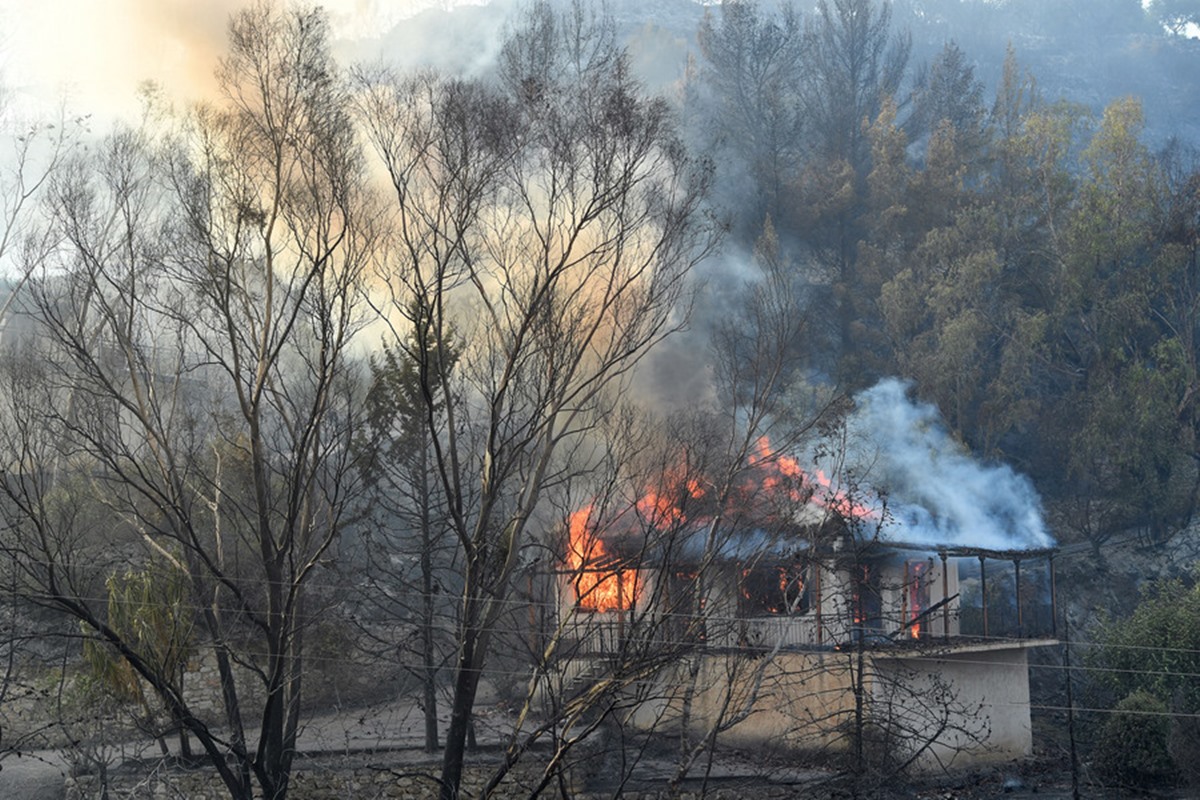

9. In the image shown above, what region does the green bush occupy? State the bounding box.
[1169,705,1200,790]
[1091,690,1175,788]
[1089,578,1200,714]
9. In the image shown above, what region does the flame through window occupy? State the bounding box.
[567,505,641,613]
[905,559,931,638]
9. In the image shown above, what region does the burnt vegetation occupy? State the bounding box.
[1,0,1200,798]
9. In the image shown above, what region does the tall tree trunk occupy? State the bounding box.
[420,446,440,752]
[440,617,487,800]
[255,548,294,800]
[853,637,867,798]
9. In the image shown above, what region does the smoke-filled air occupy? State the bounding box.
[3,1,1200,798]
[834,378,1051,550]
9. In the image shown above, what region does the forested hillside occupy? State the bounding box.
[352,0,1200,548]
[671,0,1200,550]
[692,1,1200,551]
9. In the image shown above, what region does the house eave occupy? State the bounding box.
[870,637,1060,659]
[872,540,1059,560]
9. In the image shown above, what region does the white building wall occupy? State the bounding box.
[621,642,1041,771]
[872,644,1035,769]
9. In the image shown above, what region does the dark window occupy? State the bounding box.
[739,563,809,616]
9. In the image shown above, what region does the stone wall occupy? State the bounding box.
[67,766,445,800]
[63,761,805,800]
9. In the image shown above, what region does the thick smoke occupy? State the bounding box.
[830,378,1051,550]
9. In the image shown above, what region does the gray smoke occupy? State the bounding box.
[828,378,1051,550]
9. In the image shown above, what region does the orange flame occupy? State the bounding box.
[749,437,879,521]
[907,560,928,639]
[748,437,805,499]
[567,437,876,613]
[635,472,705,529]
[567,504,640,613]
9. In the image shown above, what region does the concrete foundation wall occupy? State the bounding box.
[623,643,1037,771]
[872,646,1033,769]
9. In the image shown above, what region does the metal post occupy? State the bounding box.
[814,561,823,646]
[617,571,625,651]
[979,555,988,638]
[1064,614,1081,800]
[941,552,950,640]
[527,572,538,655]
[1050,555,1058,638]
[1014,558,1023,638]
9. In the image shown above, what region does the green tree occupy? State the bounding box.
[801,0,910,175]
[794,0,910,383]
[355,322,461,753]
[1053,98,1191,543]
[1092,577,1200,717]
[1089,576,1200,787]
[1091,690,1175,788]
[869,84,1035,452]
[1155,144,1200,522]
[83,562,194,760]
[881,210,1001,441]
[852,97,914,378]
[907,41,989,169]
[692,0,805,234]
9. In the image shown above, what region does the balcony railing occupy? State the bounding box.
[551,548,1059,659]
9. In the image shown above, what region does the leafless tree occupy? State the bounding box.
[479,221,842,797]
[654,222,840,791]
[457,405,711,797]
[0,69,81,771]
[0,84,79,329]
[355,2,718,796]
[0,6,375,799]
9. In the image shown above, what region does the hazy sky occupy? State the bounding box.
[0,0,484,125]
[2,0,1191,128]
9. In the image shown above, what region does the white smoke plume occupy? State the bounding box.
[829,378,1051,551]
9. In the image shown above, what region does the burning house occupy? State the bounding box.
[544,410,1058,771]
